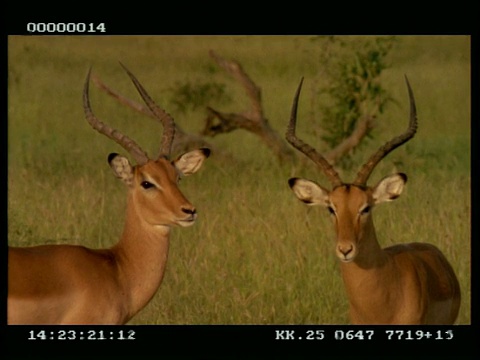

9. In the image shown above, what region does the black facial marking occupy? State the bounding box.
[108,153,119,164]
[201,148,211,158]
[288,178,298,188]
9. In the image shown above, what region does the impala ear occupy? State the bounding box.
[108,153,134,186]
[288,178,330,206]
[173,148,210,176]
[372,173,407,204]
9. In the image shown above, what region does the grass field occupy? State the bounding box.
[7,35,470,324]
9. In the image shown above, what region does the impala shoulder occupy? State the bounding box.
[385,242,449,273]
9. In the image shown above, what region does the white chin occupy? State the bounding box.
[177,219,196,227]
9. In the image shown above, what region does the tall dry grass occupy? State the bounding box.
[8,35,470,324]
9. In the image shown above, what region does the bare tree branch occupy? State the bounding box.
[324,90,381,165]
[209,50,263,121]
[91,73,218,157]
[204,50,296,163]
[92,52,382,167]
[325,115,375,164]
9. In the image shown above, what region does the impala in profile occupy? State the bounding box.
[8,64,210,325]
[286,77,461,324]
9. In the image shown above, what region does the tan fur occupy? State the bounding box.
[290,177,461,325]
[8,152,208,325]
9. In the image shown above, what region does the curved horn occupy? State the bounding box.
[119,62,176,158]
[83,67,149,165]
[286,78,343,187]
[353,75,418,186]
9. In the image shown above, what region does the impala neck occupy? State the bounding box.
[339,214,390,282]
[339,214,395,318]
[111,194,171,318]
[347,215,388,269]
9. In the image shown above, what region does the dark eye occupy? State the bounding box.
[360,205,371,215]
[327,206,335,215]
[141,181,155,189]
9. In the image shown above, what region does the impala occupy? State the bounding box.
[8,64,210,325]
[286,77,461,324]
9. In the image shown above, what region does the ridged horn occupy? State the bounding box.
[353,75,417,186]
[286,77,343,187]
[83,67,149,165]
[119,62,176,158]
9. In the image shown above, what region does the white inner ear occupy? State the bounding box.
[109,155,134,186]
[290,178,330,206]
[372,173,406,204]
[174,149,208,176]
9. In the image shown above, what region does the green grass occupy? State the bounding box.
[7,35,470,324]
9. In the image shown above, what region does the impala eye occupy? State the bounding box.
[327,206,336,215]
[360,205,371,215]
[141,181,155,189]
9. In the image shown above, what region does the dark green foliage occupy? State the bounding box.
[313,36,397,167]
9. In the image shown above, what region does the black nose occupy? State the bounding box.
[338,245,353,256]
[181,207,196,215]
